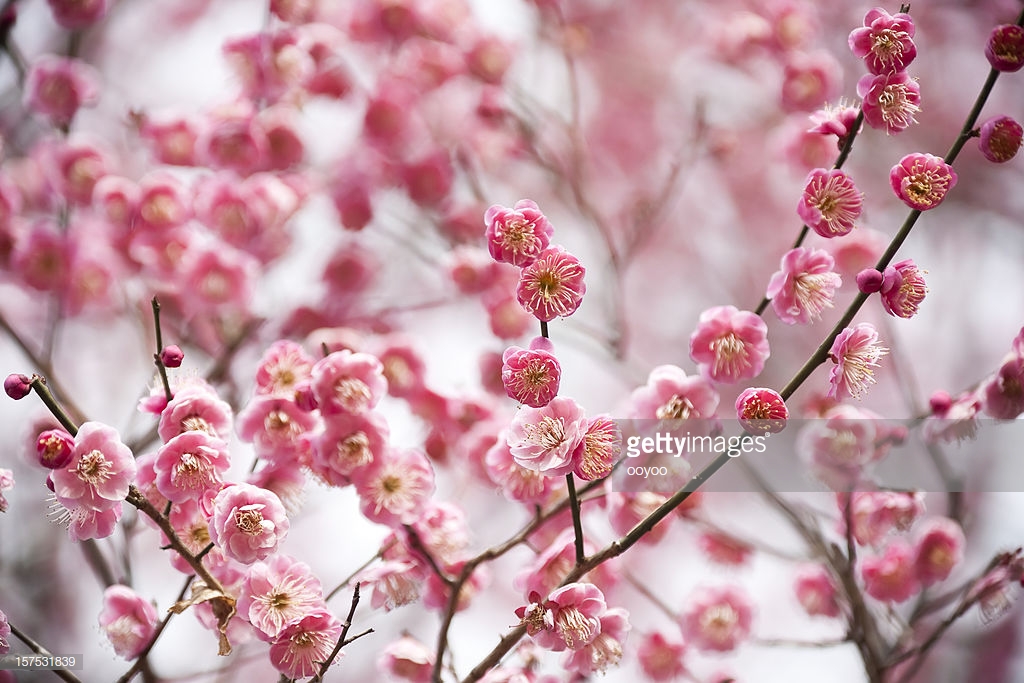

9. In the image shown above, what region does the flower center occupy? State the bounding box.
[710,333,750,377]
[234,506,266,535]
[522,416,566,451]
[76,449,112,485]
[700,604,738,643]
[334,377,371,412]
[656,394,694,420]
[555,605,595,648]
[338,432,372,467]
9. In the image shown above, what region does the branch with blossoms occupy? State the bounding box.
[1,2,1024,683]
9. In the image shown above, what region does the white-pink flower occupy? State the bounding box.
[209,483,290,564]
[766,247,842,324]
[99,585,159,659]
[51,421,136,512]
[507,396,588,476]
[378,635,435,683]
[158,385,234,443]
[484,199,554,267]
[797,169,863,238]
[268,609,341,679]
[628,364,719,420]
[689,306,770,384]
[680,585,753,653]
[828,323,888,400]
[515,246,586,322]
[351,448,435,526]
[237,554,325,640]
[310,349,388,416]
[562,607,629,676]
[153,431,231,503]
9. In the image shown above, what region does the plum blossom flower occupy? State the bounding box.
[797,169,863,238]
[4,373,32,400]
[99,585,158,659]
[858,71,920,135]
[268,609,341,679]
[157,385,234,443]
[680,585,753,652]
[889,153,957,211]
[515,246,586,322]
[237,554,325,640]
[794,564,841,617]
[235,396,318,462]
[209,483,290,564]
[986,24,1024,72]
[379,635,435,682]
[310,349,388,416]
[531,582,608,652]
[981,355,1024,420]
[35,428,75,469]
[978,115,1022,163]
[808,100,861,149]
[636,631,688,682]
[848,7,917,75]
[879,259,927,318]
[847,490,925,547]
[23,55,100,127]
[308,410,389,485]
[828,323,888,400]
[153,431,231,503]
[572,415,621,481]
[484,432,563,505]
[351,448,435,526]
[861,541,920,603]
[507,396,588,476]
[689,306,770,384]
[698,531,753,566]
[735,387,788,435]
[484,199,553,266]
[629,364,719,420]
[255,340,316,396]
[914,518,965,587]
[501,339,561,407]
[51,421,136,512]
[562,607,629,676]
[767,247,842,324]
[358,560,425,611]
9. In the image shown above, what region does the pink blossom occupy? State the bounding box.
[848,491,926,547]
[607,492,673,544]
[986,24,1024,72]
[254,340,315,397]
[166,499,216,573]
[767,247,842,324]
[46,0,109,29]
[237,554,325,640]
[858,71,921,135]
[981,356,1024,420]
[484,199,553,267]
[848,7,917,75]
[196,108,268,175]
[23,55,100,127]
[136,173,191,231]
[889,153,958,211]
[35,428,74,469]
[136,112,201,166]
[698,531,753,566]
[501,341,561,407]
[562,607,629,676]
[406,500,471,566]
[826,226,887,279]
[351,448,435,526]
[628,364,720,420]
[59,504,123,541]
[532,582,607,652]
[400,150,454,207]
[808,100,861,149]
[572,415,621,481]
[247,460,306,516]
[689,305,770,384]
[448,247,501,295]
[923,390,982,444]
[51,422,136,512]
[879,259,927,318]
[507,396,588,476]
[48,139,109,203]
[828,323,887,400]
[268,610,341,679]
[484,431,563,505]
[4,373,31,400]
[11,222,71,292]
[308,410,389,486]
[158,385,233,443]
[310,349,388,416]
[358,560,426,611]
[797,168,863,238]
[181,242,257,314]
[978,115,1022,163]
[98,585,158,659]
[379,635,434,682]
[515,246,586,322]
[423,560,490,612]
[861,541,920,603]
[794,564,841,617]
[300,24,355,98]
[236,395,318,462]
[209,483,290,564]
[373,338,427,400]
[914,518,965,587]
[780,51,840,113]
[799,406,881,489]
[486,292,534,339]
[680,585,753,652]
[735,387,789,435]
[636,631,688,682]
[153,431,231,503]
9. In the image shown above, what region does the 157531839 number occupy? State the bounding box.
[0,654,83,670]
